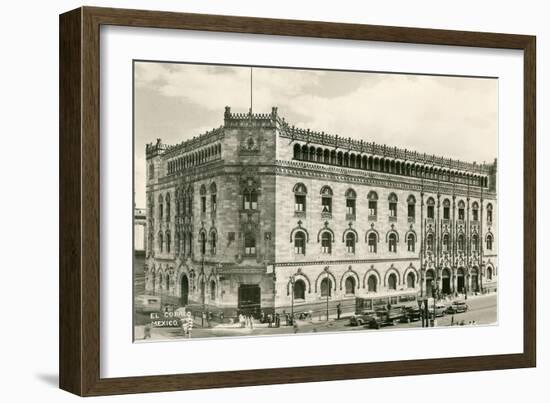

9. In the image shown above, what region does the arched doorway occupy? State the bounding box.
[471,267,479,293]
[425,269,435,297]
[442,268,451,295]
[180,274,189,306]
[457,268,465,294]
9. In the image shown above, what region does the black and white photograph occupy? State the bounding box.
[133,61,498,341]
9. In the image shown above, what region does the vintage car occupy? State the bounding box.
[430,303,447,317]
[401,306,422,322]
[134,295,161,314]
[349,310,377,326]
[446,301,469,314]
[373,306,405,327]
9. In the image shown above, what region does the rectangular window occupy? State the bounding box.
[368,201,377,216]
[389,202,397,217]
[201,196,206,214]
[443,206,450,220]
[211,195,217,213]
[346,199,356,216]
[321,197,332,213]
[427,205,435,219]
[473,209,479,221]
[250,192,258,210]
[244,235,256,256]
[295,195,306,212]
[487,210,493,222]
[458,208,465,221]
[408,204,415,219]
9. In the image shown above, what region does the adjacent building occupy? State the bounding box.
[143,106,498,317]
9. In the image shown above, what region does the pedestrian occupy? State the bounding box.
[260,311,265,324]
[451,315,455,326]
[238,313,244,328]
[293,319,298,334]
[143,323,151,340]
[275,313,280,328]
[185,312,193,339]
[201,311,206,328]
[267,313,272,328]
[249,314,254,329]
[336,303,342,320]
[219,312,224,323]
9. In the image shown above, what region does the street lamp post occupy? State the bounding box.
[290,274,295,324]
[326,270,330,322]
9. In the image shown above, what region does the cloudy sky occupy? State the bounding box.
[134,61,498,208]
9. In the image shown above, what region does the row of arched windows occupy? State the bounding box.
[293,183,494,223]
[167,143,222,175]
[293,228,494,255]
[293,143,489,187]
[291,270,417,300]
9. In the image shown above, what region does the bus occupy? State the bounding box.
[355,291,419,325]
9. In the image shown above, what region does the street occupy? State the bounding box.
[134,293,497,341]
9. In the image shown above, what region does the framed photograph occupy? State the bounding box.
[59,6,536,396]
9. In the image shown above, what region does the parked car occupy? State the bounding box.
[446,301,469,314]
[401,306,422,322]
[430,303,447,317]
[349,310,377,326]
[135,295,161,313]
[374,306,405,326]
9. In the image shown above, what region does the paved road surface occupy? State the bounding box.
[134,293,497,341]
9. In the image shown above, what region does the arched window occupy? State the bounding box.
[388,273,397,290]
[321,232,332,254]
[210,231,217,255]
[426,233,434,252]
[367,191,378,217]
[345,232,355,253]
[294,279,306,300]
[159,232,164,253]
[407,233,415,252]
[159,194,164,220]
[472,202,479,221]
[443,199,451,220]
[210,281,216,300]
[458,200,466,221]
[293,143,301,160]
[427,197,435,219]
[148,163,155,179]
[487,203,493,223]
[345,277,356,295]
[210,182,217,214]
[367,275,377,292]
[320,186,333,214]
[320,277,332,297]
[200,185,207,214]
[345,188,356,218]
[244,233,256,256]
[165,273,170,291]
[200,231,206,255]
[407,195,416,221]
[442,233,450,252]
[368,232,377,253]
[406,272,415,288]
[294,231,306,254]
[457,234,465,252]
[294,183,307,213]
[472,234,479,252]
[165,193,171,222]
[175,232,180,254]
[388,233,397,252]
[388,193,398,219]
[166,232,171,253]
[487,267,493,280]
[486,234,493,250]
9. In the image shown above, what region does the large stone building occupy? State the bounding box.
[143,106,498,318]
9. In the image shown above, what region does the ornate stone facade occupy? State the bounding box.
[143,107,497,317]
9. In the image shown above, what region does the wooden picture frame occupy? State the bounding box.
[59,6,536,396]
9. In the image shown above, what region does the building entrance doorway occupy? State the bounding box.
[238,284,261,317]
[442,269,451,294]
[181,275,189,306]
[425,269,434,297]
[457,268,465,294]
[471,268,479,292]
